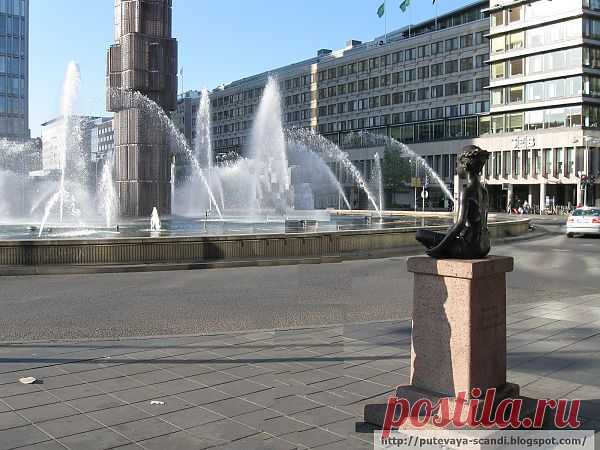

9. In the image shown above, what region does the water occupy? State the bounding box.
[175,77,351,217]
[39,61,85,236]
[99,157,117,228]
[286,141,351,210]
[357,132,454,202]
[109,87,224,219]
[286,128,383,216]
[170,156,176,212]
[372,152,384,212]
[0,63,458,241]
[150,207,161,231]
[249,77,291,214]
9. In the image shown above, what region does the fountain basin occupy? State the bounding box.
[0,213,530,273]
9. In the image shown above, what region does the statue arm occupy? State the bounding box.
[426,193,469,257]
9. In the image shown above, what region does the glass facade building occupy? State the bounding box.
[0,0,28,139]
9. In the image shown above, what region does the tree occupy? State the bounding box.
[382,147,412,192]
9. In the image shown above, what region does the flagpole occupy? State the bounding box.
[408,0,412,37]
[384,0,387,43]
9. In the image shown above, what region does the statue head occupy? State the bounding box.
[457,145,490,178]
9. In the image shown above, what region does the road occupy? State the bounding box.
[1,222,598,341]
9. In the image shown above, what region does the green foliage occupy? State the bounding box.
[382,147,412,192]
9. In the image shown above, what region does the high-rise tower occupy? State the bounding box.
[0,0,29,140]
[107,0,177,216]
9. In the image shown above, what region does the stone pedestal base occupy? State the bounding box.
[364,383,520,428]
[364,256,520,428]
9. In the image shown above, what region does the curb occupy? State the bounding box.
[0,229,548,277]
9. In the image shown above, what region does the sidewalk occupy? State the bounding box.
[0,295,599,449]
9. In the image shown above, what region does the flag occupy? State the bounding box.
[377,2,385,18]
[400,0,410,12]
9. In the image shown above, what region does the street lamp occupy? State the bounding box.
[580,136,600,207]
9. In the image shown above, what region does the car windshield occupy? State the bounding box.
[572,209,600,216]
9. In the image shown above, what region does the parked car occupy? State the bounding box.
[566,207,600,237]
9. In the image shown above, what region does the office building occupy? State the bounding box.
[477,0,600,210]
[0,0,28,139]
[209,1,490,208]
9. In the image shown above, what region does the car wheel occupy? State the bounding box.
[567,232,574,238]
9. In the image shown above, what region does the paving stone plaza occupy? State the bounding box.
[0,284,599,448]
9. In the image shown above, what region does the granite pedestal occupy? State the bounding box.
[364,255,519,427]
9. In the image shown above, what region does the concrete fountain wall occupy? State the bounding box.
[0,217,530,270]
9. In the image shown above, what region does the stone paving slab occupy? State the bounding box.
[0,295,600,449]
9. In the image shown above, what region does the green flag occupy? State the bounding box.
[400,0,411,12]
[377,2,385,18]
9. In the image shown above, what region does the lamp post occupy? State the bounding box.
[580,136,600,207]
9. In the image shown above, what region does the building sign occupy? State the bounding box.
[512,136,536,150]
[411,177,422,188]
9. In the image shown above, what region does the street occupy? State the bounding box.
[1,222,598,342]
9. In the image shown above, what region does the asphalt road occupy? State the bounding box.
[1,222,598,341]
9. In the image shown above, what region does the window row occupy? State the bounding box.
[0,14,24,36]
[0,94,23,114]
[321,116,482,144]
[0,35,25,57]
[212,87,264,108]
[0,75,22,95]
[485,147,579,180]
[491,0,578,29]
[481,106,583,134]
[317,99,486,120]
[0,0,25,17]
[315,62,488,100]
[491,76,588,107]
[491,47,581,81]
[491,18,581,54]
[308,33,487,86]
[0,116,25,136]
[0,55,23,76]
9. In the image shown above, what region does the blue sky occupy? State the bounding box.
[30,0,471,137]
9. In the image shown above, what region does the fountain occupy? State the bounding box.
[150,207,161,232]
[372,152,384,213]
[109,88,224,220]
[0,68,468,243]
[286,128,383,216]
[39,61,86,236]
[98,158,117,228]
[248,77,292,215]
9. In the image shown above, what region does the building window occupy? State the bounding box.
[445,82,459,96]
[509,58,524,77]
[491,10,504,27]
[431,41,443,55]
[445,60,458,74]
[460,80,473,94]
[431,85,444,98]
[491,62,505,80]
[445,37,459,52]
[460,57,473,71]
[460,34,473,48]
[431,63,443,77]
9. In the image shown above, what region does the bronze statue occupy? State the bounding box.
[416,145,490,259]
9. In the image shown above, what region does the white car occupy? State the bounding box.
[566,207,600,237]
